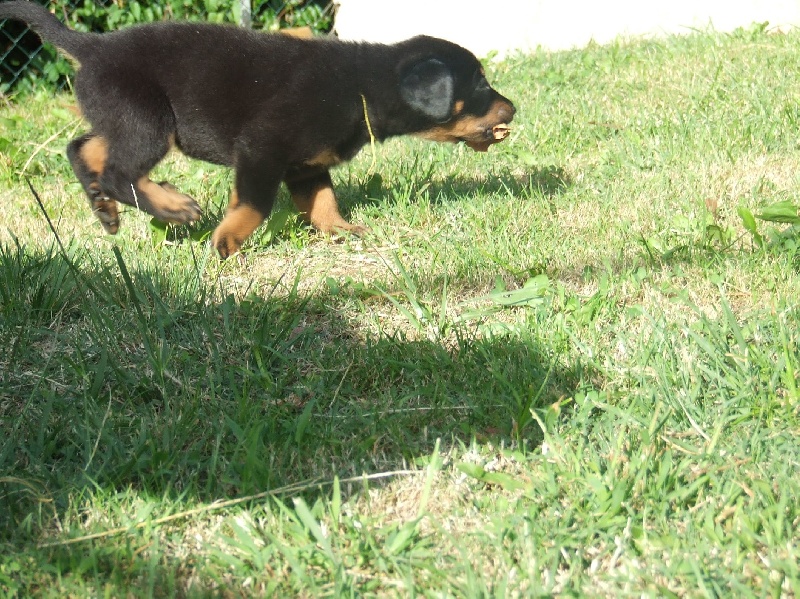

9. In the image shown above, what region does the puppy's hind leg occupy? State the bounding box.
[77,82,202,226]
[67,133,120,233]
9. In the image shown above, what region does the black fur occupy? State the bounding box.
[0,1,516,257]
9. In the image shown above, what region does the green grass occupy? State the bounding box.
[1,23,799,596]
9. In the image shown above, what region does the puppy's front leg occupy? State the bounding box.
[211,159,284,259]
[285,169,366,236]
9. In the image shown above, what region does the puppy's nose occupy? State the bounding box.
[498,101,516,123]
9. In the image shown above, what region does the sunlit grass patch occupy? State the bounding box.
[1,24,799,596]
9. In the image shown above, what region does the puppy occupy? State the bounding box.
[0,2,515,257]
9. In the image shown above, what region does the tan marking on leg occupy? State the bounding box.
[80,136,108,174]
[227,189,240,210]
[78,137,118,232]
[291,184,365,235]
[137,178,202,223]
[211,191,265,259]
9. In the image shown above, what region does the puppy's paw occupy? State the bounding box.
[335,223,369,237]
[210,229,243,260]
[152,181,202,225]
[313,217,369,237]
[211,204,266,259]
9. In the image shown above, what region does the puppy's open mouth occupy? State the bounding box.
[464,123,511,152]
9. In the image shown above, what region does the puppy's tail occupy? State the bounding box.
[0,1,93,60]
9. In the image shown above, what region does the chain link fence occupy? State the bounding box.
[1,0,335,94]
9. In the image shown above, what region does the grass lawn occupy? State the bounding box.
[1,23,799,597]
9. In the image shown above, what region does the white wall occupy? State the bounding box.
[334,0,800,56]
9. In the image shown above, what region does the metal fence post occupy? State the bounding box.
[239,0,251,28]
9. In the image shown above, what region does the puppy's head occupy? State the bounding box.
[398,36,515,152]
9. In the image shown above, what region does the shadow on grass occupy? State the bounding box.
[339,164,573,209]
[157,164,574,246]
[0,239,588,562]
[421,165,572,203]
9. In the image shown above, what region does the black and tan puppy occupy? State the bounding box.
[0,1,515,257]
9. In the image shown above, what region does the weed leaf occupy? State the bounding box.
[293,498,335,563]
[756,200,800,224]
[456,463,526,491]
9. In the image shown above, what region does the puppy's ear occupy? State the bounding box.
[400,58,454,122]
